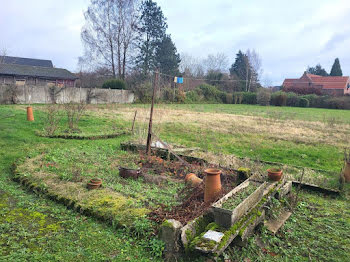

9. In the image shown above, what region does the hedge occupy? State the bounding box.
[102,79,127,90]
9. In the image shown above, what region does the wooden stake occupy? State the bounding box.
[151,133,191,167]
[146,70,158,155]
[292,168,305,211]
[131,110,137,133]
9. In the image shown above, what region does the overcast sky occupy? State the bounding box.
[1,0,350,85]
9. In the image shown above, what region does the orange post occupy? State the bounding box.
[204,168,222,203]
[344,162,350,182]
[27,106,34,121]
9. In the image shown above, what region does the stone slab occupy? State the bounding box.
[265,210,292,234]
[278,181,292,199]
[203,230,224,243]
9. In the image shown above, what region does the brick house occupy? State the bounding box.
[0,56,78,87]
[283,72,350,96]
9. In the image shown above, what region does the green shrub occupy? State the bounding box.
[286,92,300,107]
[324,96,350,109]
[218,91,228,103]
[233,92,244,104]
[197,84,222,102]
[162,88,175,102]
[257,88,271,106]
[134,82,152,102]
[298,98,309,107]
[241,92,257,104]
[271,91,287,106]
[185,90,201,103]
[225,93,233,104]
[175,90,186,103]
[301,94,322,108]
[102,79,127,90]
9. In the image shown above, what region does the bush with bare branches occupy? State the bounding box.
[43,104,64,136]
[64,102,86,132]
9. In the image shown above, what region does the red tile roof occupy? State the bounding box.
[282,72,349,90]
[308,75,349,89]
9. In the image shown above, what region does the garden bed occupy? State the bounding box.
[180,179,292,256]
[12,144,241,233]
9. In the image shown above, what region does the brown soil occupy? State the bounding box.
[141,153,239,225]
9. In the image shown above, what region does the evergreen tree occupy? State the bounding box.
[155,35,180,75]
[136,0,167,74]
[229,50,253,91]
[307,64,328,76]
[330,58,343,76]
[229,50,249,79]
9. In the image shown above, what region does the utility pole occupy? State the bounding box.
[146,70,159,155]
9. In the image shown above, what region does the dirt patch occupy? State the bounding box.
[141,154,239,225]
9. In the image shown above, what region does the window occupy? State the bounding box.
[15,79,26,86]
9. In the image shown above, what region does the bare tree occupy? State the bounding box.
[81,0,139,79]
[246,49,262,92]
[203,52,229,73]
[43,105,64,136]
[179,53,205,77]
[64,102,86,132]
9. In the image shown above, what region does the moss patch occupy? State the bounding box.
[0,192,62,255]
[14,156,150,228]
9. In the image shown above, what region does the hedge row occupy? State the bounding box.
[180,84,350,110]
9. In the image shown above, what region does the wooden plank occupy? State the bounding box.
[292,181,340,195]
[265,210,292,234]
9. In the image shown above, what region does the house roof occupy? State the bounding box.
[283,73,349,90]
[308,75,349,89]
[0,63,77,80]
[1,56,53,68]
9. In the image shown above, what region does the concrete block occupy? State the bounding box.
[160,219,183,261]
[212,181,266,228]
[278,181,292,199]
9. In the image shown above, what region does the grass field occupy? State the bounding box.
[1,103,349,261]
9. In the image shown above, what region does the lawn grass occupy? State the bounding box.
[0,105,164,261]
[1,103,350,261]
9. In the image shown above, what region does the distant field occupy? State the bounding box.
[97,103,349,174]
[122,103,350,124]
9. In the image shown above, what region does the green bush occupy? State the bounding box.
[271,91,287,106]
[162,88,175,102]
[134,82,152,102]
[197,84,223,103]
[218,91,228,103]
[298,98,309,107]
[301,94,322,108]
[286,92,300,107]
[233,92,244,104]
[324,96,350,109]
[185,90,201,103]
[102,79,126,90]
[241,92,257,104]
[257,88,271,106]
[175,90,186,103]
[225,93,233,104]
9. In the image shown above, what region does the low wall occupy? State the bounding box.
[0,85,134,104]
